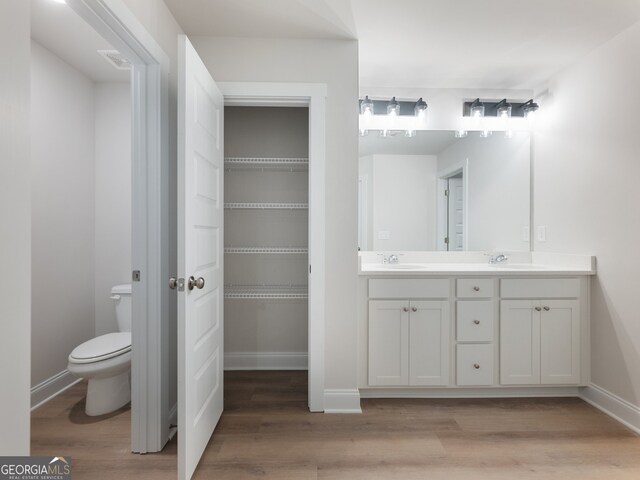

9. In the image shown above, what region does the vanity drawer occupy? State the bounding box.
[456,300,494,342]
[369,279,449,299]
[501,278,580,299]
[456,344,494,386]
[457,278,494,298]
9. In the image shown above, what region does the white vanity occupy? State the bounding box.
[357,252,596,397]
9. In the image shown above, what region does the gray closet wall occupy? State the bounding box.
[224,107,309,368]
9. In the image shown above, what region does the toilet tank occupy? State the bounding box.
[111,284,132,332]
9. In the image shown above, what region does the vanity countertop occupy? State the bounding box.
[358,252,596,277]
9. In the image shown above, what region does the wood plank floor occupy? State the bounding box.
[32,371,640,479]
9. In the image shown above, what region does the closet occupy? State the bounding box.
[224,106,309,371]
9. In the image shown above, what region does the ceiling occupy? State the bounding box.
[164,0,640,90]
[31,0,130,83]
[359,130,457,157]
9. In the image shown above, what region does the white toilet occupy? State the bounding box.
[68,284,132,416]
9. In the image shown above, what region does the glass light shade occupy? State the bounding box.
[522,100,539,119]
[454,130,468,138]
[405,130,416,137]
[360,96,374,116]
[480,130,492,138]
[470,105,484,118]
[387,97,400,116]
[497,103,512,118]
[414,97,428,117]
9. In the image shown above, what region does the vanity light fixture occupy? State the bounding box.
[496,99,512,118]
[360,96,374,117]
[387,97,401,116]
[521,99,539,118]
[414,97,428,117]
[454,130,468,138]
[469,98,485,118]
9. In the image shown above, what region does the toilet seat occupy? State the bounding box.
[69,332,131,364]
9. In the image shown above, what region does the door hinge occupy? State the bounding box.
[444,189,449,197]
[444,237,449,245]
[309,264,311,274]
[132,270,141,282]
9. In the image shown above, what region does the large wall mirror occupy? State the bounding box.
[358,131,531,252]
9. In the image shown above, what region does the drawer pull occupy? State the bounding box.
[473,286,480,291]
[473,363,480,369]
[403,307,409,312]
[543,306,550,311]
[535,306,542,312]
[411,306,418,312]
[473,319,480,325]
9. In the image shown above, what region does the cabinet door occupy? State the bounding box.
[540,300,580,384]
[500,300,540,385]
[368,300,409,386]
[409,301,450,386]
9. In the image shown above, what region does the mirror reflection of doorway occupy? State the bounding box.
[446,174,464,251]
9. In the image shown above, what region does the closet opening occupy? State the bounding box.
[223,106,310,402]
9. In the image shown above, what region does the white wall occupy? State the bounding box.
[191,36,359,391]
[438,132,531,251]
[367,154,437,251]
[533,21,640,408]
[0,0,31,456]
[30,41,96,387]
[94,83,131,335]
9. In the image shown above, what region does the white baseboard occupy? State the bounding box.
[324,389,362,413]
[580,383,640,435]
[360,386,581,398]
[31,369,81,411]
[224,352,308,370]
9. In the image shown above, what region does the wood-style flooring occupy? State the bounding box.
[32,371,640,479]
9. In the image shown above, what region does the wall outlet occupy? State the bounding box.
[536,226,546,242]
[522,226,530,242]
[378,230,391,240]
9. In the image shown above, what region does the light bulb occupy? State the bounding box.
[405,130,416,137]
[387,97,400,116]
[360,96,374,117]
[522,99,539,119]
[454,130,468,138]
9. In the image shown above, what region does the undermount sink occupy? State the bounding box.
[488,263,549,270]
[375,263,426,270]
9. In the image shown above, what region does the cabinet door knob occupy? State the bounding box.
[473,286,480,291]
[535,306,542,312]
[402,307,409,312]
[473,363,480,369]
[543,306,550,311]
[473,319,480,325]
[411,306,418,312]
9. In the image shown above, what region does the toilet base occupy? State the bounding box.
[85,371,131,416]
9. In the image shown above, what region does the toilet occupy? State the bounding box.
[68,284,132,416]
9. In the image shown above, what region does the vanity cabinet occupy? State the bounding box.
[368,299,449,386]
[500,299,580,385]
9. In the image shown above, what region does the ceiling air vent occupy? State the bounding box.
[97,50,131,70]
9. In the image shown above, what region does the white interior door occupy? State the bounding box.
[447,177,464,251]
[178,35,224,480]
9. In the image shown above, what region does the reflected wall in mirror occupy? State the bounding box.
[358,131,531,252]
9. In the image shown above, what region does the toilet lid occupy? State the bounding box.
[69,332,131,364]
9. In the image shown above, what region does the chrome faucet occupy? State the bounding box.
[486,253,508,264]
[378,253,400,264]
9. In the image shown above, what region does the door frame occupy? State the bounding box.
[220,82,327,412]
[436,160,469,251]
[66,0,170,453]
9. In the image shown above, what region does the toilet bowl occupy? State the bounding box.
[68,284,132,416]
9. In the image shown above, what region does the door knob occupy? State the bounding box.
[188,276,205,290]
[169,277,178,290]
